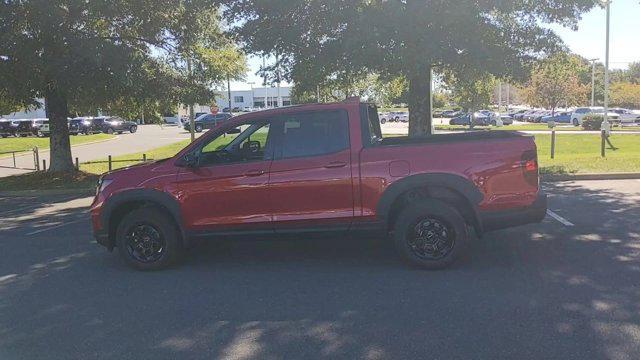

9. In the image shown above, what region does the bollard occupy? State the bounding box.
[34,147,40,171]
[75,157,79,170]
[143,153,147,162]
[601,130,606,158]
[42,159,46,171]
[12,152,16,168]
[108,155,112,171]
[550,130,556,159]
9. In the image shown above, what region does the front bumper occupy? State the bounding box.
[479,192,548,232]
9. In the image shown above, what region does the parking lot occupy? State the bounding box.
[0,180,639,359]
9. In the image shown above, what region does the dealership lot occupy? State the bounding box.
[0,180,639,359]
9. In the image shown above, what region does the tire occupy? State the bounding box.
[195,124,203,133]
[116,207,183,271]
[380,118,387,124]
[106,127,115,134]
[129,125,137,133]
[392,200,469,270]
[572,118,579,126]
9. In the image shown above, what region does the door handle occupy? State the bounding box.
[324,161,347,169]
[245,169,265,177]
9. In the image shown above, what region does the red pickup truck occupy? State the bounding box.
[91,99,546,270]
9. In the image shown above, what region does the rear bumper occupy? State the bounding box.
[480,192,547,232]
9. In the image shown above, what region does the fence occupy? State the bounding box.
[0,148,39,171]
[78,154,151,172]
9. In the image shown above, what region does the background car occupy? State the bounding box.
[388,111,409,122]
[10,119,34,137]
[0,118,13,137]
[31,118,50,137]
[100,116,138,134]
[441,110,463,118]
[68,118,84,135]
[610,108,640,125]
[183,112,233,132]
[540,112,572,124]
[571,107,620,126]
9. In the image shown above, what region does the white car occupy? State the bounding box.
[389,111,409,122]
[570,107,619,126]
[610,108,640,125]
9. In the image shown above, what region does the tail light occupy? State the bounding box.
[521,150,539,186]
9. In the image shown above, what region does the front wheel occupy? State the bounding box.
[380,118,387,124]
[129,125,138,133]
[393,200,469,270]
[116,207,183,271]
[572,118,579,126]
[106,127,115,134]
[195,124,203,133]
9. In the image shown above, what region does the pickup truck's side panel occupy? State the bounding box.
[358,137,539,220]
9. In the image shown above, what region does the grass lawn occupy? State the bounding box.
[534,133,640,174]
[0,134,115,155]
[0,170,99,191]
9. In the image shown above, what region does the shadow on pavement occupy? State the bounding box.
[0,182,639,359]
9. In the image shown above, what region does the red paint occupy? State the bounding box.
[91,100,542,237]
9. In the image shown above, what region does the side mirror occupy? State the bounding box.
[179,152,199,168]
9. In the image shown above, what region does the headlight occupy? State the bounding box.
[83,121,91,125]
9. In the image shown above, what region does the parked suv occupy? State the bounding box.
[183,113,233,132]
[0,118,13,137]
[100,116,138,134]
[91,99,546,271]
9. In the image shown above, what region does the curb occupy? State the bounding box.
[543,172,640,182]
[0,188,94,197]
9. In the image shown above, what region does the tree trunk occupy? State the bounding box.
[45,88,75,172]
[408,66,432,136]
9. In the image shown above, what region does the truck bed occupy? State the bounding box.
[380,130,527,146]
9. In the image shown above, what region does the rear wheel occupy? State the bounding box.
[195,124,203,132]
[573,118,579,126]
[116,207,183,271]
[106,127,115,134]
[393,200,469,270]
[129,125,138,133]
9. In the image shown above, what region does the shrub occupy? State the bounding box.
[581,114,604,130]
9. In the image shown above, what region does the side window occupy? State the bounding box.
[198,121,272,166]
[277,110,349,159]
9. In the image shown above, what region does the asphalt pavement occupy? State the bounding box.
[0,180,639,359]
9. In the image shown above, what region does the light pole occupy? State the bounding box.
[587,58,599,107]
[602,0,611,128]
[248,82,255,108]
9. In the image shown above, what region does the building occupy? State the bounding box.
[1,99,46,119]
[215,86,292,110]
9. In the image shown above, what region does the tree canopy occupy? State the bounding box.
[0,0,244,172]
[521,53,588,113]
[222,0,597,135]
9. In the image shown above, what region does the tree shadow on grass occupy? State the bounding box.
[0,182,640,359]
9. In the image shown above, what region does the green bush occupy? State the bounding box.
[581,114,604,130]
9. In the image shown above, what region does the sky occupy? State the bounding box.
[230,0,640,91]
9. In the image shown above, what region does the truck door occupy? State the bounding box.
[268,109,354,231]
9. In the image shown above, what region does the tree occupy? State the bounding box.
[444,72,496,112]
[221,0,596,136]
[0,1,243,172]
[522,53,588,114]
[611,82,640,109]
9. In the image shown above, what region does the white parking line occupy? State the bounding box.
[546,210,574,227]
[26,218,86,236]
